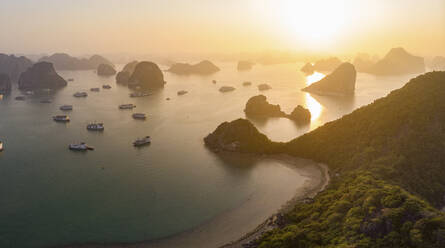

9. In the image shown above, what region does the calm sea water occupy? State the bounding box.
[0,62,420,247]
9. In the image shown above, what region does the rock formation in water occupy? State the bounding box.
[116,61,139,84]
[97,64,116,76]
[18,62,67,90]
[244,95,286,117]
[258,83,272,91]
[237,61,254,71]
[204,118,274,153]
[0,74,12,94]
[302,62,356,96]
[313,57,343,72]
[0,54,33,81]
[353,53,377,73]
[301,63,315,75]
[370,47,425,75]
[288,105,311,123]
[219,86,236,92]
[39,53,114,71]
[431,56,445,71]
[243,81,252,86]
[128,61,165,89]
[167,60,220,75]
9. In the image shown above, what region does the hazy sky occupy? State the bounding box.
[1,0,444,57]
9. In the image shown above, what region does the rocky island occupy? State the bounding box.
[0,54,33,80]
[39,53,114,71]
[300,62,314,75]
[167,60,220,75]
[18,62,67,91]
[116,61,139,84]
[237,61,254,71]
[128,61,166,89]
[97,63,116,76]
[0,74,12,94]
[219,86,236,92]
[257,83,272,91]
[302,62,356,96]
[370,47,425,75]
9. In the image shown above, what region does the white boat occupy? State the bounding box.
[53,115,70,122]
[0,141,3,151]
[132,113,146,120]
[102,85,112,89]
[87,122,104,131]
[60,105,73,111]
[130,92,150,98]
[133,136,151,147]
[73,92,88,97]
[90,88,100,92]
[119,104,136,110]
[69,142,94,151]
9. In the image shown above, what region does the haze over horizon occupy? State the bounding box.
[1,0,444,58]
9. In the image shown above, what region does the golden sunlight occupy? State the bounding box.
[306,71,326,86]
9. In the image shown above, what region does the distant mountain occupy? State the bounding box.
[370,47,425,75]
[313,57,342,72]
[167,60,220,75]
[38,53,113,71]
[0,54,33,81]
[208,72,445,247]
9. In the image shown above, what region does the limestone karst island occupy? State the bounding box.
[1,1,445,248]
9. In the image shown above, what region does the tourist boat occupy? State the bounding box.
[119,104,136,110]
[53,115,70,122]
[40,99,52,103]
[177,90,188,96]
[133,136,151,147]
[129,92,150,98]
[102,85,112,89]
[73,92,88,97]
[60,105,73,111]
[67,78,74,82]
[24,91,34,96]
[0,141,3,152]
[15,96,25,101]
[68,142,94,151]
[132,113,146,120]
[86,122,104,131]
[90,88,100,92]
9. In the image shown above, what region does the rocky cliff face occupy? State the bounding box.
[0,54,33,81]
[97,64,116,76]
[168,60,220,75]
[302,62,356,96]
[116,61,138,84]
[0,74,12,94]
[18,62,67,90]
[244,95,286,117]
[128,61,165,89]
[370,47,425,75]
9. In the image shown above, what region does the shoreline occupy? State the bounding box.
[58,154,330,248]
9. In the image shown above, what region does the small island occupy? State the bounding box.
[116,61,139,84]
[97,64,116,76]
[0,53,33,80]
[128,61,166,89]
[369,47,425,75]
[219,86,236,92]
[167,60,220,75]
[302,62,356,96]
[258,83,272,91]
[18,62,67,91]
[300,62,315,75]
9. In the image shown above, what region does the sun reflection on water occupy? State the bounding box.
[304,72,325,122]
[306,71,326,86]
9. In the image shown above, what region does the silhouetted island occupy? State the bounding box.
[18,62,67,90]
[116,61,139,84]
[0,54,33,81]
[128,61,165,89]
[313,57,342,72]
[219,86,235,92]
[353,53,376,73]
[39,53,114,71]
[237,61,254,71]
[301,62,315,75]
[244,95,311,123]
[97,64,116,76]
[370,47,425,75]
[258,83,272,91]
[0,74,12,94]
[302,62,356,96]
[431,56,445,70]
[167,60,220,75]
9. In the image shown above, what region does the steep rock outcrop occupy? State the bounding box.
[128,61,165,89]
[116,61,138,84]
[97,64,116,76]
[18,62,67,90]
[0,54,33,80]
[244,95,286,117]
[370,47,425,75]
[301,63,315,75]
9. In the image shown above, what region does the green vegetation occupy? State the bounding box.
[252,72,445,247]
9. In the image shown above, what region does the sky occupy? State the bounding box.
[0,0,444,58]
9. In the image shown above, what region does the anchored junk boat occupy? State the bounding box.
[53,115,70,122]
[86,122,104,131]
[133,136,151,147]
[68,142,94,151]
[132,113,146,120]
[119,104,136,110]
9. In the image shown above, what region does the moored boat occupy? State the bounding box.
[60,105,73,111]
[119,104,136,110]
[53,115,70,122]
[68,142,94,151]
[87,122,104,131]
[132,113,147,120]
[130,92,150,98]
[90,88,100,92]
[73,92,88,97]
[102,85,112,89]
[133,136,151,147]
[40,99,52,103]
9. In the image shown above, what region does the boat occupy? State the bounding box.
[68,142,94,151]
[24,91,34,96]
[133,136,151,147]
[53,115,70,122]
[15,96,26,101]
[119,104,136,110]
[132,113,146,120]
[102,85,112,89]
[0,141,3,151]
[130,92,150,98]
[60,105,73,111]
[73,92,88,97]
[177,90,188,96]
[67,78,74,82]
[40,99,52,103]
[87,122,104,131]
[90,88,100,92]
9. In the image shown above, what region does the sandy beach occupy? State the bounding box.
[60,154,329,248]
